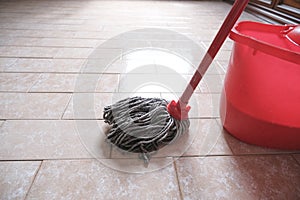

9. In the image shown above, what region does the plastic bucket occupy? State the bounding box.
[220,21,300,149]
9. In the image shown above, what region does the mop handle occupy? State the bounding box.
[179,0,249,106]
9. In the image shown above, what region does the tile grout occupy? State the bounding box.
[26,73,42,93]
[23,160,43,200]
[1,153,299,163]
[60,94,73,120]
[173,160,184,200]
[213,118,236,154]
[0,117,221,121]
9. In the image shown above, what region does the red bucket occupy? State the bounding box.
[220,21,300,149]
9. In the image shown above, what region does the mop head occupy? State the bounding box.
[103,96,190,154]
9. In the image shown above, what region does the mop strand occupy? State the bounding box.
[103,97,190,154]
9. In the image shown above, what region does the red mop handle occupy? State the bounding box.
[167,0,249,120]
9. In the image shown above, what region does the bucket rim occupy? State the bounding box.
[230,21,300,65]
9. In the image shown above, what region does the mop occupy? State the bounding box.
[103,0,249,158]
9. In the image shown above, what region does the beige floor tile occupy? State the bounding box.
[95,74,119,92]
[205,61,226,75]
[0,93,71,119]
[96,157,176,174]
[54,48,93,59]
[217,60,229,73]
[89,48,124,61]
[30,73,77,92]
[27,159,180,199]
[0,73,40,92]
[82,55,153,74]
[0,46,57,58]
[80,58,126,74]
[1,37,99,48]
[121,59,157,74]
[202,40,233,51]
[199,74,225,93]
[0,120,96,160]
[5,58,84,73]
[176,155,300,199]
[183,119,232,156]
[193,93,221,118]
[0,22,43,30]
[0,161,41,200]
[154,60,198,75]
[118,73,193,93]
[0,37,40,47]
[0,22,101,32]
[63,93,113,119]
[215,49,232,62]
[0,29,75,38]
[74,31,115,39]
[30,73,117,93]
[150,39,203,52]
[74,120,112,159]
[151,52,203,76]
[193,30,219,41]
[0,18,84,26]
[0,58,17,71]
[99,38,150,50]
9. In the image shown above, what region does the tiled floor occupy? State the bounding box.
[0,0,299,199]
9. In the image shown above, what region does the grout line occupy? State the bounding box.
[0,22,86,26]
[0,120,6,127]
[0,89,221,95]
[60,93,73,120]
[0,91,74,94]
[0,35,202,41]
[26,73,42,93]
[0,158,93,162]
[0,118,86,121]
[0,28,102,33]
[173,160,184,200]
[216,61,228,73]
[24,160,43,200]
[0,57,84,60]
[0,72,120,75]
[0,117,220,121]
[0,118,103,121]
[213,119,235,154]
[1,153,299,163]
[0,159,44,162]
[0,44,97,49]
[1,71,213,75]
[0,56,53,59]
[177,153,300,158]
